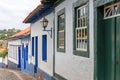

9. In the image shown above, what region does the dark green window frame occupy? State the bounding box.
[73,0,89,57]
[57,8,66,52]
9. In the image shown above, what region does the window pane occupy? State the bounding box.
[59,31,64,48]
[78,9,80,18]
[58,14,65,31]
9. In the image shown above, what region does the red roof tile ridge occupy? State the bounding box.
[9,26,30,39]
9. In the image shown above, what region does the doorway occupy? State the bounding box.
[96,6,120,80]
[18,46,21,68]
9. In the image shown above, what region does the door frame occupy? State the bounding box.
[94,5,116,80]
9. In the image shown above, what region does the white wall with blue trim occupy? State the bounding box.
[30,12,54,78]
[8,39,21,69]
[21,36,31,74]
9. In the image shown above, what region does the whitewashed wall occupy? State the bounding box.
[55,0,94,80]
[31,12,54,76]
[8,39,21,64]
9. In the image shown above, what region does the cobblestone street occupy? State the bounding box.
[0,68,35,80]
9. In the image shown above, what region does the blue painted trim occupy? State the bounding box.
[26,5,54,23]
[18,46,21,68]
[24,48,26,69]
[34,36,38,73]
[22,44,24,58]
[26,45,28,61]
[32,37,34,56]
[42,35,47,61]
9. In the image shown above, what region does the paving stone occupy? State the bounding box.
[0,69,20,80]
[0,68,36,80]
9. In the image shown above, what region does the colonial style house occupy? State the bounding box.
[23,0,94,80]
[23,2,54,79]
[8,27,31,74]
[23,0,120,80]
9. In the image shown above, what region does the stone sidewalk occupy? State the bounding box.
[0,68,36,80]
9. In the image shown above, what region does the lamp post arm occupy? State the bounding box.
[43,28,52,38]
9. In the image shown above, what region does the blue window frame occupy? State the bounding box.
[42,35,47,61]
[32,37,34,56]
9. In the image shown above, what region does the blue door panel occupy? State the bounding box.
[24,50,26,69]
[18,46,21,68]
[26,45,28,61]
[21,44,30,73]
[42,35,47,61]
[21,44,24,71]
[35,36,38,73]
[32,37,34,56]
[22,44,24,58]
[25,45,29,72]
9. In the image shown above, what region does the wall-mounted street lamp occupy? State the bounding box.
[41,17,52,38]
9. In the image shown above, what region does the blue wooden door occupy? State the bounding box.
[18,46,21,68]
[35,36,38,73]
[23,44,29,70]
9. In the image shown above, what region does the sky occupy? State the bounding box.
[0,0,40,30]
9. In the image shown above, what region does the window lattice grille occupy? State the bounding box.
[76,5,87,51]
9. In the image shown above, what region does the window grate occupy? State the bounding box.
[76,5,87,51]
[104,2,120,19]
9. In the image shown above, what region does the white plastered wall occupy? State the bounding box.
[8,39,21,64]
[31,12,54,76]
[54,0,94,80]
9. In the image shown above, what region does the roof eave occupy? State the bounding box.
[23,4,43,23]
[23,0,58,23]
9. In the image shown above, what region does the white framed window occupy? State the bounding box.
[76,5,87,51]
[9,45,18,60]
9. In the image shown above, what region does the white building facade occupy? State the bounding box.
[8,39,21,69]
[8,27,31,73]
[54,0,94,80]
[23,3,54,79]
[24,0,94,80]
